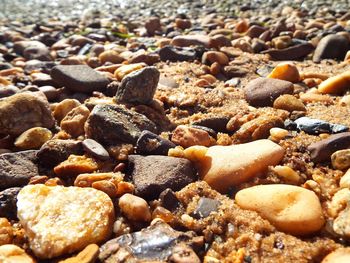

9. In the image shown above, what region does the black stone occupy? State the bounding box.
[82,139,110,161]
[159,188,181,212]
[136,130,176,155]
[0,187,21,219]
[159,45,196,62]
[190,197,220,219]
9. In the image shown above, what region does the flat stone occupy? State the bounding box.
[116,66,159,105]
[291,117,348,135]
[171,35,212,48]
[159,45,197,62]
[244,77,294,107]
[0,187,21,219]
[37,139,83,168]
[128,155,197,200]
[190,197,220,219]
[307,132,350,163]
[136,130,176,155]
[313,34,349,62]
[0,93,55,136]
[85,104,157,145]
[0,150,38,190]
[192,116,230,133]
[51,65,109,93]
[82,139,110,161]
[17,185,114,259]
[262,43,314,60]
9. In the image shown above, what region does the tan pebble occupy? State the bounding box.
[340,169,350,188]
[303,180,322,196]
[0,76,11,85]
[118,193,151,222]
[0,67,23,77]
[235,184,325,235]
[92,180,118,198]
[53,99,81,123]
[54,155,99,178]
[17,185,114,259]
[267,63,300,83]
[300,72,329,81]
[304,78,322,88]
[60,105,90,137]
[273,94,306,112]
[232,38,253,53]
[318,71,350,94]
[322,248,350,263]
[331,149,350,170]
[300,92,332,104]
[172,125,212,148]
[14,127,52,150]
[269,127,289,141]
[114,63,146,81]
[116,181,135,197]
[184,139,284,192]
[340,95,350,106]
[59,244,99,263]
[200,74,217,84]
[45,177,64,186]
[272,36,292,49]
[195,79,211,87]
[202,51,229,65]
[0,218,13,245]
[98,50,124,64]
[74,172,123,188]
[235,20,249,33]
[210,62,221,75]
[0,244,35,263]
[272,165,300,184]
[168,146,185,158]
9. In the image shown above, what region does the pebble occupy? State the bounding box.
[269,127,289,141]
[262,43,314,60]
[331,149,350,170]
[114,63,146,81]
[246,25,266,38]
[0,85,19,98]
[128,155,197,200]
[82,138,110,161]
[116,66,160,105]
[0,187,21,219]
[60,105,90,137]
[159,45,196,62]
[192,116,230,133]
[145,17,161,35]
[267,63,300,83]
[0,244,35,263]
[159,188,181,212]
[340,95,350,106]
[202,51,229,65]
[98,50,124,64]
[291,117,348,135]
[0,217,13,245]
[118,193,152,222]
[340,169,350,188]
[244,77,294,107]
[59,244,99,263]
[322,248,350,263]
[190,197,220,219]
[14,127,52,150]
[17,185,114,259]
[318,70,350,94]
[272,165,300,184]
[136,130,175,155]
[0,93,55,136]
[51,65,109,93]
[313,34,349,62]
[14,40,51,61]
[307,132,350,163]
[171,35,212,48]
[183,140,284,192]
[53,154,98,178]
[53,99,81,123]
[235,184,325,235]
[273,94,306,112]
[169,244,201,263]
[175,18,192,30]
[0,151,39,189]
[171,125,212,148]
[37,139,83,168]
[85,104,157,145]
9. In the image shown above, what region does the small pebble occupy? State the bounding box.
[331,149,350,170]
[82,139,110,161]
[14,127,52,150]
[118,193,151,222]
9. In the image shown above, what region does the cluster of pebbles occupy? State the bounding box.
[1,1,350,262]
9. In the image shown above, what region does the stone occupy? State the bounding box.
[222,65,248,78]
[246,25,266,38]
[98,50,124,64]
[183,140,284,192]
[202,51,229,65]
[0,85,19,98]
[322,248,350,263]
[114,63,146,81]
[318,70,350,94]
[60,105,90,137]
[340,169,350,188]
[38,85,61,101]
[13,40,51,61]
[37,139,83,168]
[82,139,110,161]
[171,35,212,48]
[313,34,349,62]
[53,99,81,123]
[118,193,151,222]
[171,125,212,148]
[0,93,55,136]
[54,155,98,178]
[0,150,38,190]
[307,132,350,163]
[331,149,350,170]
[292,117,348,135]
[51,65,109,93]
[127,155,197,200]
[0,244,35,263]
[169,244,200,263]
[262,43,314,60]
[190,197,220,219]
[267,63,300,83]
[136,130,175,155]
[145,17,161,35]
[159,188,181,212]
[17,185,114,259]
[99,221,194,262]
[192,116,230,133]
[14,127,52,150]
[129,53,160,65]
[235,184,325,235]
[159,45,196,62]
[244,77,293,107]
[0,187,21,219]
[273,94,306,112]
[85,104,157,145]
[116,66,160,105]
[0,218,13,246]
[59,244,99,263]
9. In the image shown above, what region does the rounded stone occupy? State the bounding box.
[331,149,350,170]
[14,127,52,150]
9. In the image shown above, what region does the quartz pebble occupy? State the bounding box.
[183,140,284,192]
[190,197,220,219]
[0,244,35,263]
[60,105,90,137]
[17,185,114,259]
[235,184,325,235]
[54,154,98,177]
[267,63,300,83]
[172,125,212,148]
[331,149,350,170]
[14,127,52,150]
[118,193,152,222]
[272,165,300,184]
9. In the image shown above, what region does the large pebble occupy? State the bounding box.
[60,105,90,137]
[17,185,114,258]
[235,184,325,235]
[116,66,159,105]
[322,248,350,263]
[159,45,196,62]
[331,149,350,170]
[244,77,293,107]
[273,94,306,112]
[202,51,229,65]
[0,244,35,263]
[318,70,350,94]
[85,104,157,145]
[14,127,52,150]
[53,99,81,123]
[0,151,38,190]
[313,34,349,62]
[0,93,55,136]
[128,155,197,200]
[118,193,151,222]
[183,139,284,192]
[307,132,350,163]
[51,65,109,93]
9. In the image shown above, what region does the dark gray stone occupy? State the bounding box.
[159,45,196,62]
[262,43,314,60]
[85,104,157,145]
[136,130,176,155]
[128,155,197,200]
[116,67,159,105]
[0,187,21,219]
[82,138,110,160]
[292,117,348,135]
[159,188,182,212]
[313,34,349,62]
[51,65,110,93]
